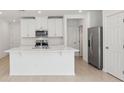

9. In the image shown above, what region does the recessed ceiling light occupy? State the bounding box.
[78,10,82,13]
[38,10,42,14]
[12,19,16,22]
[0,11,3,15]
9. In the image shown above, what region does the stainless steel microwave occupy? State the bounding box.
[35,30,48,37]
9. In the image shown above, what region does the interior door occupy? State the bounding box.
[67,19,80,56]
[105,12,124,80]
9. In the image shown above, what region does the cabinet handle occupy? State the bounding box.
[105,46,109,49]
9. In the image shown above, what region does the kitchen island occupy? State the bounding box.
[6,46,78,76]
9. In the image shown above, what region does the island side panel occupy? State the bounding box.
[9,51,75,75]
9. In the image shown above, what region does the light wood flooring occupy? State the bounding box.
[0,56,121,82]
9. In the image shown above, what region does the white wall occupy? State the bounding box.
[103,10,123,17]
[88,10,103,27]
[81,10,103,62]
[82,13,89,62]
[0,19,9,59]
[9,22,21,48]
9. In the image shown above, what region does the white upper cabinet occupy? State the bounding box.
[35,17,48,30]
[21,17,63,38]
[48,19,56,37]
[48,18,63,37]
[21,19,36,37]
[21,19,28,37]
[55,19,63,37]
[28,19,36,37]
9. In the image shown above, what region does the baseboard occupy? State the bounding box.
[102,68,107,72]
[83,59,88,63]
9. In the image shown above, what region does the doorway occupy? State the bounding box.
[67,19,83,57]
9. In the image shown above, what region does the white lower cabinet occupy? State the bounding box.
[104,12,124,81]
[48,18,63,37]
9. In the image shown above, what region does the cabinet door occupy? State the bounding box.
[35,17,42,30]
[41,17,48,30]
[105,12,124,80]
[48,19,56,37]
[28,19,36,37]
[21,19,28,37]
[55,19,63,37]
[21,19,36,37]
[35,17,48,30]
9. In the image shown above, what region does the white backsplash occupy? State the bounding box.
[21,37,64,46]
[48,37,64,46]
[21,38,36,46]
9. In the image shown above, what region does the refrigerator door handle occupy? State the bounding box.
[90,34,93,54]
[91,35,93,53]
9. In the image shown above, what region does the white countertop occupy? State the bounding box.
[5,46,79,53]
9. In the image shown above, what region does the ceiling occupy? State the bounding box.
[0,10,88,22]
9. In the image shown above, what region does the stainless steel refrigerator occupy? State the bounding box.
[88,26,103,70]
